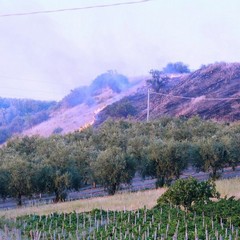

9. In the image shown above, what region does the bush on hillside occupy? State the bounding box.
[157,177,220,209]
[105,99,137,118]
[147,69,169,92]
[163,62,190,74]
[60,71,129,108]
[90,71,129,94]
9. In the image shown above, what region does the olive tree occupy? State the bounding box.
[91,147,135,195]
[148,140,189,187]
[196,138,228,179]
[2,155,34,206]
[0,169,10,200]
[35,136,82,202]
[147,69,169,92]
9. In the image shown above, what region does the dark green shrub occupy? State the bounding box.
[192,197,240,226]
[157,177,220,209]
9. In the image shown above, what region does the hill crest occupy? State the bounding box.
[1,62,240,141]
[96,62,240,124]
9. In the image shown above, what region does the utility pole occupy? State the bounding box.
[147,88,150,122]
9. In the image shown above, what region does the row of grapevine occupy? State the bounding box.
[1,204,239,239]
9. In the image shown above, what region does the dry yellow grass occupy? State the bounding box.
[216,177,240,198]
[22,79,145,137]
[0,188,166,219]
[1,177,239,220]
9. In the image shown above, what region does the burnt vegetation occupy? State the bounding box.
[97,62,240,124]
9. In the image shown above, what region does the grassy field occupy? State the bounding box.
[0,177,239,219]
[215,177,240,198]
[0,188,166,219]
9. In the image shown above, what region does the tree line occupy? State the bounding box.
[0,116,239,205]
[0,98,56,144]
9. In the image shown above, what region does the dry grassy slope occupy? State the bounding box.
[99,62,240,123]
[22,78,146,137]
[22,62,240,137]
[149,62,240,121]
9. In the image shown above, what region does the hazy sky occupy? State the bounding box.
[1,0,240,101]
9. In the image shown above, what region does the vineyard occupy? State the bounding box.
[1,198,240,240]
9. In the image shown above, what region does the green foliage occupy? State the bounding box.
[91,147,135,195]
[53,172,70,202]
[195,138,228,179]
[2,154,34,205]
[93,120,130,151]
[6,136,40,157]
[0,117,239,205]
[0,169,10,200]
[222,126,240,170]
[105,99,137,118]
[157,177,220,209]
[148,140,189,187]
[3,201,240,239]
[192,197,240,226]
[127,135,151,178]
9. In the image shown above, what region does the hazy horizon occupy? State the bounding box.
[1,0,240,101]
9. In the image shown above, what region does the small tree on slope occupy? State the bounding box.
[157,177,220,209]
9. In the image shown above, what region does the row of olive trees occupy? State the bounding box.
[0,136,85,205]
[0,117,239,205]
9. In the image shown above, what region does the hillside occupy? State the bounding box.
[0,72,142,140]
[22,74,145,137]
[96,62,240,124]
[0,98,56,143]
[1,63,240,141]
[60,71,130,108]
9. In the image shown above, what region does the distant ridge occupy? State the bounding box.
[96,62,240,124]
[1,63,240,143]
